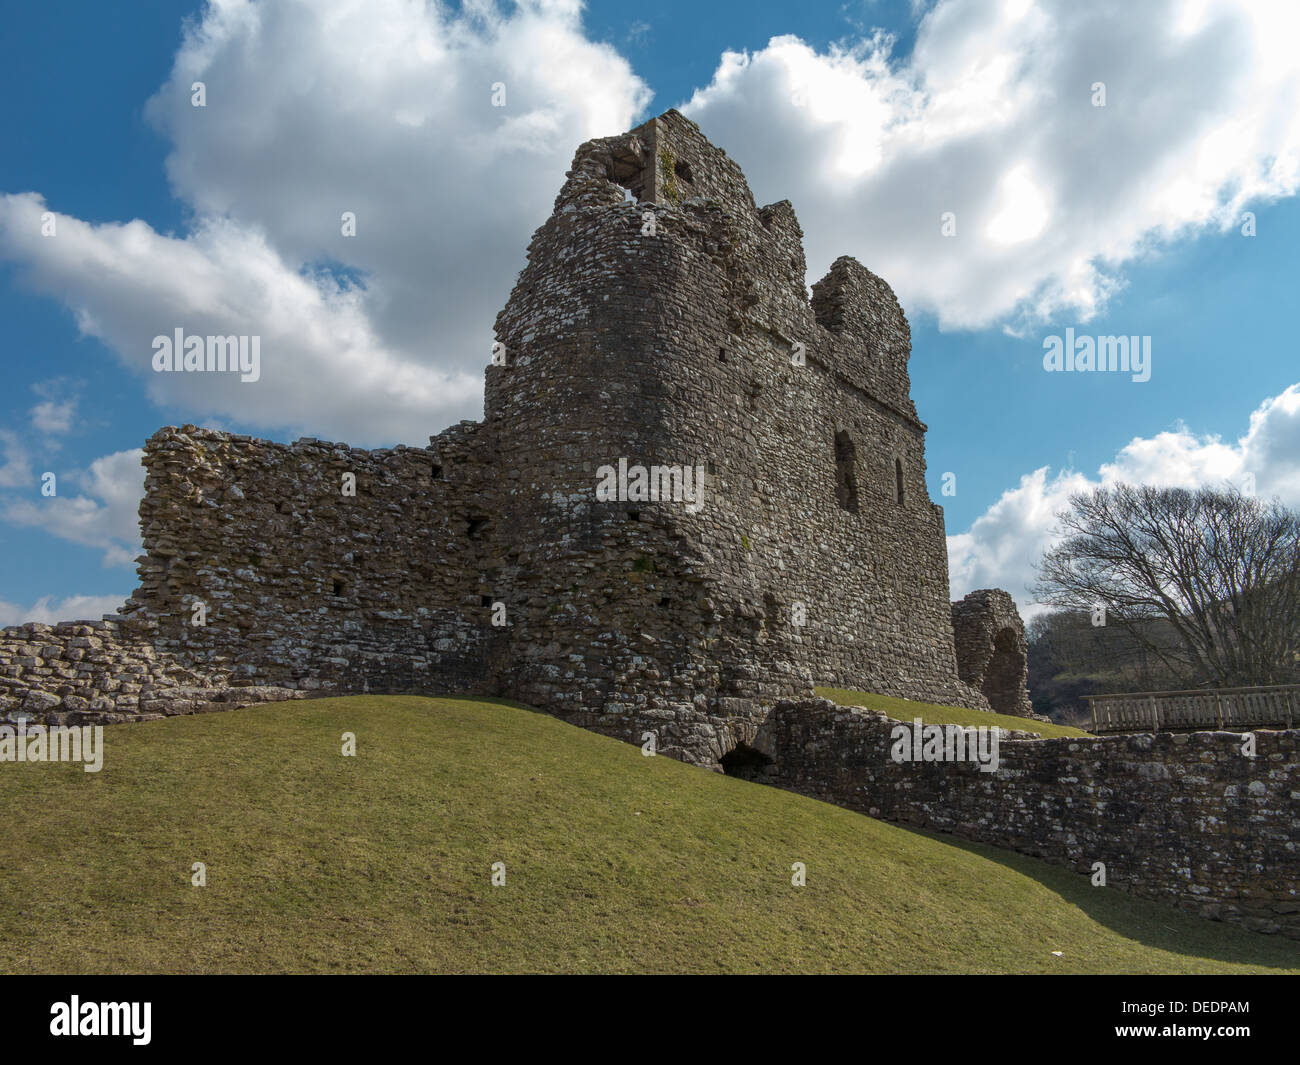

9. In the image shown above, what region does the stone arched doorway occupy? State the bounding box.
[982,627,1024,715]
[720,742,774,781]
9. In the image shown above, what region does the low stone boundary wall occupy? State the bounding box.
[0,617,302,725]
[754,699,1300,939]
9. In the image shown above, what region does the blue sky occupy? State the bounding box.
[1,0,1298,623]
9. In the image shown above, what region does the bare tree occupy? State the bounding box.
[1033,484,1300,688]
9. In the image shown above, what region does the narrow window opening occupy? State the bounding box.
[894,457,905,506]
[834,430,859,513]
[658,597,671,608]
[332,579,346,597]
[480,595,493,607]
[431,463,443,480]
[674,160,693,184]
[467,517,488,540]
[627,510,640,521]
[718,347,727,362]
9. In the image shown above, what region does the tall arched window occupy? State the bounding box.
[894,457,905,506]
[834,431,859,512]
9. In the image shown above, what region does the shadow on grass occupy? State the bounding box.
[903,822,1298,970]
[278,693,1296,969]
[302,691,543,715]
[433,693,544,714]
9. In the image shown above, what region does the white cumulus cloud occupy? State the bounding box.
[0,430,34,489]
[1,448,146,568]
[0,0,651,445]
[682,0,1300,330]
[27,378,85,439]
[0,594,128,629]
[948,383,1300,615]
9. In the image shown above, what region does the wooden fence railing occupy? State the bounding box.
[1085,684,1299,734]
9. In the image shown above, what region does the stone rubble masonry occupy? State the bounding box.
[752,699,1300,940]
[950,589,1034,717]
[0,109,996,764]
[0,617,302,725]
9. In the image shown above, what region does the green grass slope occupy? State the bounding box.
[0,695,1291,974]
[816,686,1090,738]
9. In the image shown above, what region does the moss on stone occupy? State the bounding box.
[658,147,680,204]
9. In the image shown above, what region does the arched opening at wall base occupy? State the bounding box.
[720,742,774,780]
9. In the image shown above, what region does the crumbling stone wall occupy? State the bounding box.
[121,421,502,698]
[1,110,995,764]
[951,589,1032,716]
[754,699,1300,939]
[0,616,300,725]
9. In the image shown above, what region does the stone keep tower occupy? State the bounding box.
[481,110,986,762]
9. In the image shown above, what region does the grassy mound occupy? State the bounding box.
[0,695,1289,974]
[815,686,1090,739]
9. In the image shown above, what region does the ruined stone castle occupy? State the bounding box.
[1,110,1028,766]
